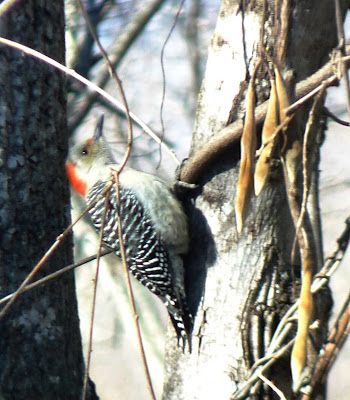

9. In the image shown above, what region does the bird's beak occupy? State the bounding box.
[93,114,105,143]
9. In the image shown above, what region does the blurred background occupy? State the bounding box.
[65,1,350,398]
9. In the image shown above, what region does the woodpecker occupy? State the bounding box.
[66,116,193,350]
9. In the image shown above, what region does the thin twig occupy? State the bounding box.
[0,180,112,320]
[0,250,112,306]
[77,0,133,171]
[300,292,350,399]
[334,0,350,121]
[323,106,350,126]
[322,293,350,373]
[78,4,155,400]
[285,75,338,116]
[290,87,326,271]
[233,217,350,399]
[0,37,179,165]
[113,172,157,400]
[75,5,137,394]
[259,0,267,59]
[181,50,350,184]
[159,0,185,165]
[257,372,287,400]
[68,0,167,133]
[231,340,294,399]
[300,88,325,227]
[311,216,350,293]
[270,216,350,353]
[185,0,201,95]
[275,0,291,66]
[0,0,23,16]
[82,190,111,400]
[250,340,294,396]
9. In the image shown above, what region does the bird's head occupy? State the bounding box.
[66,115,114,197]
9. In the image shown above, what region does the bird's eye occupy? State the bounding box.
[81,147,89,156]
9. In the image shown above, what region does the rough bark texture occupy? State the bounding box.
[163,1,348,399]
[0,1,96,399]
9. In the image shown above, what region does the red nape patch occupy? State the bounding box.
[66,161,87,197]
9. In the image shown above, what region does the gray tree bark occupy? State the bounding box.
[0,1,97,399]
[163,1,348,399]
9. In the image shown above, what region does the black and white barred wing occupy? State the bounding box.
[87,181,192,347]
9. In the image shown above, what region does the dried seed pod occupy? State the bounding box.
[254,78,278,196]
[291,256,314,389]
[236,74,257,233]
[275,65,301,186]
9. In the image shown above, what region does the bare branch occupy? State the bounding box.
[0,250,112,306]
[258,372,287,400]
[112,171,157,400]
[0,180,113,320]
[77,0,133,171]
[324,106,350,126]
[181,49,350,184]
[300,292,350,399]
[232,216,350,399]
[68,0,168,133]
[0,37,179,164]
[83,190,111,400]
[0,0,23,17]
[334,0,350,120]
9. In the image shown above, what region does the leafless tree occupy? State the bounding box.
[1,1,350,399]
[164,1,350,399]
[0,1,98,398]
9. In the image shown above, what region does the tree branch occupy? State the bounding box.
[300,292,350,399]
[68,0,167,134]
[180,47,350,184]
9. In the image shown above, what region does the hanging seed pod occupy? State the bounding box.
[235,71,257,233]
[254,78,279,196]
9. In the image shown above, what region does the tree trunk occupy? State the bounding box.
[0,1,96,398]
[163,1,348,399]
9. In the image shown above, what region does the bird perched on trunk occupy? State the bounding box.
[66,116,193,350]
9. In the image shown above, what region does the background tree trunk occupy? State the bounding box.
[163,1,349,399]
[0,1,96,398]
